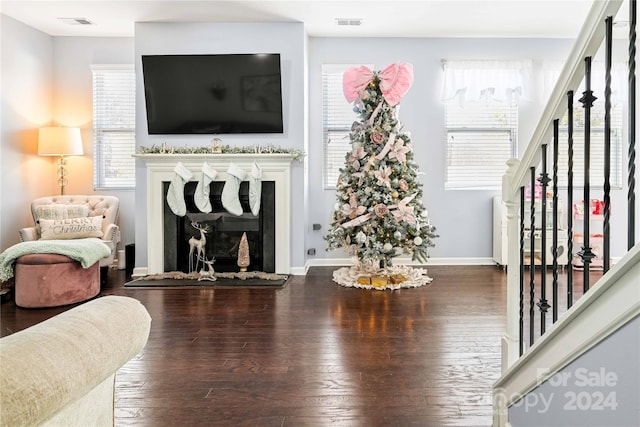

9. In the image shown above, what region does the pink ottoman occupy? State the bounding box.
[14,253,100,308]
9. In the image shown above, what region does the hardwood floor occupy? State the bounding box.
[2,265,512,426]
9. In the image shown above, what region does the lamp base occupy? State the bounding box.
[57,156,68,195]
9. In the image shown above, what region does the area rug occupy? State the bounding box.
[124,271,289,289]
[332,264,433,290]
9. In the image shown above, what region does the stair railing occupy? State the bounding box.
[500,0,633,370]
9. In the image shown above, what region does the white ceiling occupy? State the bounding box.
[1,0,619,39]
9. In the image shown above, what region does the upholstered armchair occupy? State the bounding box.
[18,195,120,279]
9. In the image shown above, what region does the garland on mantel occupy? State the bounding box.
[137,143,305,161]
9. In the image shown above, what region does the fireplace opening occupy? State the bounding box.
[163,181,276,273]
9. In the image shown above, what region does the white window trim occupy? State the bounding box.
[91,64,136,191]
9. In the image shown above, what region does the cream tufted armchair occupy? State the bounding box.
[18,195,120,282]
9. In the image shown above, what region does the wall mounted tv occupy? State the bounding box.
[141,53,283,135]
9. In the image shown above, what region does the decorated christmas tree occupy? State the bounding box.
[325,63,437,289]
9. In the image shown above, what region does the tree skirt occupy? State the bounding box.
[332,264,433,290]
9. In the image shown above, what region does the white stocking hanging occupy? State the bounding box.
[249,162,262,216]
[166,162,193,217]
[195,162,218,213]
[221,163,246,216]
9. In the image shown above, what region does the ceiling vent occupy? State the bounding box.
[335,18,363,27]
[58,17,94,26]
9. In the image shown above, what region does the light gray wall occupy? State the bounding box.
[1,14,54,249]
[508,315,640,426]
[307,37,633,263]
[0,14,135,254]
[2,17,634,265]
[307,37,567,261]
[51,36,135,250]
[133,22,307,271]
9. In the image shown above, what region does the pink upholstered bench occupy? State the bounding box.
[14,253,100,308]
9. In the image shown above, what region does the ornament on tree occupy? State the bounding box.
[237,232,250,272]
[324,62,438,283]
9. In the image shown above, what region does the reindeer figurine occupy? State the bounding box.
[188,222,211,273]
[196,254,217,281]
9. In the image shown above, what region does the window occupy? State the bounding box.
[322,64,371,189]
[442,60,529,190]
[445,97,518,189]
[92,65,135,190]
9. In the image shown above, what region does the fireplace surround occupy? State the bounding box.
[164,181,276,273]
[133,153,295,275]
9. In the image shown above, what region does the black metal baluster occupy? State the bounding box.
[519,186,525,356]
[529,167,536,346]
[630,0,637,250]
[578,57,597,293]
[552,120,560,323]
[567,91,575,309]
[537,145,550,334]
[604,16,613,273]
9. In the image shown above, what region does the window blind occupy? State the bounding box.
[92,66,136,190]
[445,99,518,190]
[322,64,370,189]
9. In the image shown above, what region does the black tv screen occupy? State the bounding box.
[141,54,283,134]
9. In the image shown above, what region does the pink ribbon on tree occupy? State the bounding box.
[343,63,414,106]
[340,193,417,229]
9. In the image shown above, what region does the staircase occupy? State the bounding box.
[493,1,639,425]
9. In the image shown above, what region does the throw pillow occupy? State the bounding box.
[39,216,104,240]
[34,204,91,238]
[35,204,90,220]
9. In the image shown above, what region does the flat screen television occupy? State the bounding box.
[141,53,283,134]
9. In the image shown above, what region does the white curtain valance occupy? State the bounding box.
[442,60,532,104]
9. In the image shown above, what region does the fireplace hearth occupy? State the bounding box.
[163,181,275,273]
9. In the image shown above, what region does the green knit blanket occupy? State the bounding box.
[0,238,111,282]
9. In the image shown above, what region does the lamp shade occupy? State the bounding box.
[38,127,83,156]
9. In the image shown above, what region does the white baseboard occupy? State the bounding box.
[289,265,309,275]
[285,254,628,275]
[304,256,495,268]
[136,257,496,278]
[131,267,148,278]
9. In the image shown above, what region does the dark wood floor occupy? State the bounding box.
[4,264,589,427]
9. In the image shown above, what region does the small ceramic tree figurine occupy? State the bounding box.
[237,232,250,272]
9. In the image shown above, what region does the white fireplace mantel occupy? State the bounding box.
[134,153,295,275]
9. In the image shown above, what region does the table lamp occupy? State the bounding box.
[38,126,84,195]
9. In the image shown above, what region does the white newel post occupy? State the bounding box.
[501,158,522,370]
[494,158,521,427]
[133,153,294,276]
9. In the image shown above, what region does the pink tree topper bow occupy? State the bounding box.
[343,63,414,106]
